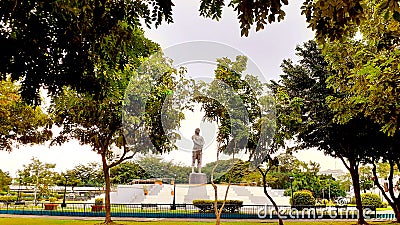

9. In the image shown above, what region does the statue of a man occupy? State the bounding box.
[192,128,205,173]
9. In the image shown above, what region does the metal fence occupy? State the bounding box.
[0,202,379,220]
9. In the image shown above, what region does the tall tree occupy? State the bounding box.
[315,1,400,219]
[272,40,388,224]
[17,157,57,204]
[195,56,279,225]
[370,134,400,221]
[51,49,185,224]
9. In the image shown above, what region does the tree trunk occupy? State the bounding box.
[215,212,221,225]
[263,184,284,225]
[348,161,367,225]
[372,162,400,222]
[258,167,284,225]
[101,152,112,224]
[395,204,400,223]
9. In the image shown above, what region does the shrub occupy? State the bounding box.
[0,196,17,202]
[290,190,316,206]
[321,199,329,205]
[21,193,35,197]
[49,197,57,203]
[349,196,356,204]
[193,200,243,213]
[361,193,383,208]
[51,194,64,199]
[21,196,34,201]
[95,198,104,206]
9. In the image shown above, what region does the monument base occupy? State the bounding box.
[189,173,207,184]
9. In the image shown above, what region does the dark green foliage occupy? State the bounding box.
[192,200,243,213]
[69,163,104,187]
[361,193,383,208]
[0,169,11,192]
[273,40,391,224]
[284,173,346,199]
[212,160,251,184]
[201,160,240,183]
[290,190,316,206]
[136,155,191,183]
[17,157,57,201]
[110,161,149,184]
[194,55,274,166]
[0,0,170,104]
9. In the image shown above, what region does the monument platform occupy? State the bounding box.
[189,173,207,184]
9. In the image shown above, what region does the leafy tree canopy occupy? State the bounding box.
[135,155,191,184]
[110,161,149,185]
[3,0,397,105]
[49,24,185,223]
[17,157,57,199]
[272,40,393,224]
[324,0,400,136]
[0,79,51,151]
[0,0,165,104]
[0,169,12,192]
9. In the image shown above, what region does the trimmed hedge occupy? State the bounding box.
[0,196,17,202]
[95,198,104,206]
[361,193,383,208]
[192,200,243,213]
[290,190,316,206]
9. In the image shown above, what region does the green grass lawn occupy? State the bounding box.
[0,218,397,225]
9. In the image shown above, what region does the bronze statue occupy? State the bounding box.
[191,128,205,173]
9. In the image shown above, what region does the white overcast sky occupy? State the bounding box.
[0,0,346,177]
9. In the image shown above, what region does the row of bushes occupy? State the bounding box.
[0,192,64,198]
[0,191,17,196]
[0,195,63,203]
[0,196,17,202]
[192,200,243,213]
[290,190,387,208]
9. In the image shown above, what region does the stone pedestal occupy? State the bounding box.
[189,173,207,184]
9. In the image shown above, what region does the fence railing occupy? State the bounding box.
[0,202,379,220]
